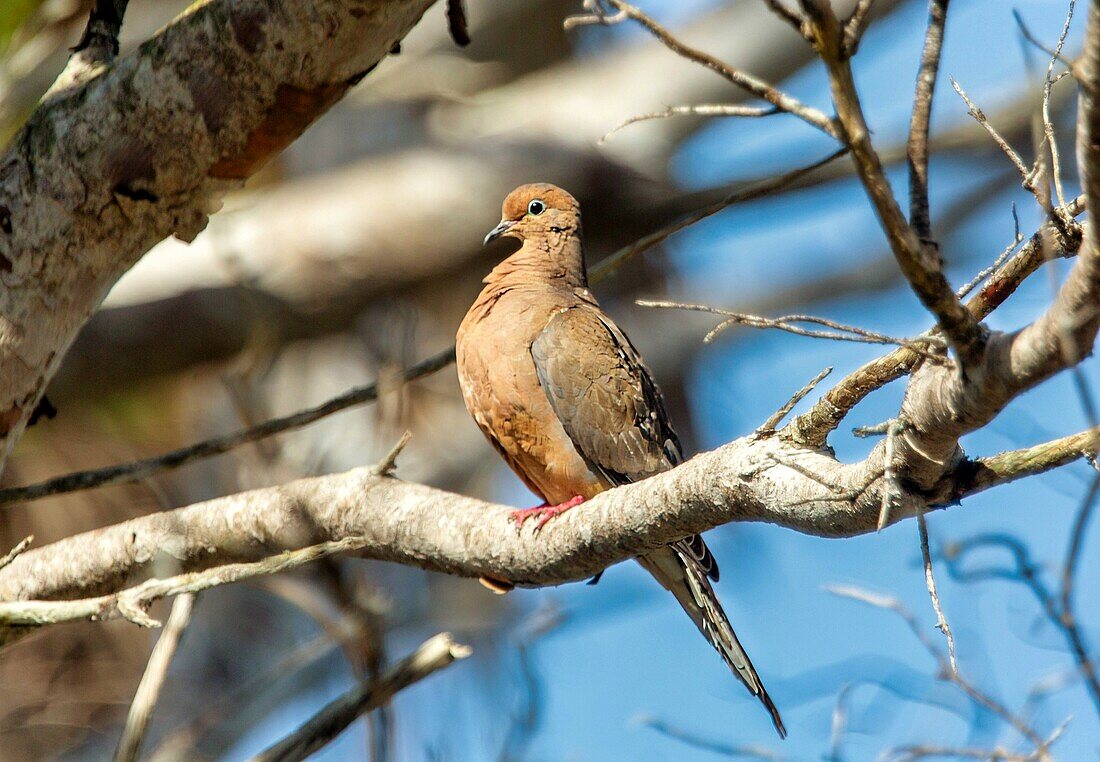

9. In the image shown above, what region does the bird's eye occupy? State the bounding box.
[527,199,546,216]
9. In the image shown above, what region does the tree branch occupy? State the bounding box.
[907,0,949,240]
[0,0,438,476]
[1,423,1095,616]
[250,633,470,762]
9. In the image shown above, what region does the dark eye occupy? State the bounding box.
[527,199,546,215]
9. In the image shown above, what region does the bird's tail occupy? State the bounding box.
[636,540,786,738]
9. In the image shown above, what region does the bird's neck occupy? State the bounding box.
[483,235,588,291]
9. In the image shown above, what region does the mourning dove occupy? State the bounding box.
[456,183,785,737]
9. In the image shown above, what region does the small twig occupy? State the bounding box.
[758,367,833,435]
[826,584,1046,750]
[600,103,779,142]
[1059,472,1100,714]
[0,347,455,509]
[0,536,378,629]
[591,148,847,282]
[827,683,854,762]
[949,77,1036,196]
[0,536,32,570]
[842,0,878,55]
[916,505,957,675]
[634,715,783,760]
[907,0,950,241]
[637,300,944,357]
[762,0,806,35]
[249,633,471,762]
[1013,6,1081,80]
[372,431,412,477]
[785,194,1085,449]
[877,417,906,530]
[114,593,196,762]
[956,204,1022,299]
[569,0,838,138]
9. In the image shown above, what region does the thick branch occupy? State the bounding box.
[0,426,1092,608]
[0,0,437,474]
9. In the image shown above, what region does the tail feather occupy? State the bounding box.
[637,542,786,739]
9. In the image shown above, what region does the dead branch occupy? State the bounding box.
[249,633,470,762]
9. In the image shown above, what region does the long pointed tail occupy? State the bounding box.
[637,540,786,738]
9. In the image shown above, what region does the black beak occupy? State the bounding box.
[483,219,516,246]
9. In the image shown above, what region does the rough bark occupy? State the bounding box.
[0,0,438,473]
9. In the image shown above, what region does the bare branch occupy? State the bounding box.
[950,77,1038,197]
[114,593,196,762]
[802,0,986,367]
[826,585,1046,750]
[758,366,833,435]
[786,195,1085,448]
[908,0,950,240]
[843,0,878,55]
[250,633,471,762]
[601,103,779,142]
[637,300,943,354]
[0,348,454,509]
[761,1,806,36]
[590,148,847,281]
[574,0,839,138]
[916,506,957,676]
[0,536,32,570]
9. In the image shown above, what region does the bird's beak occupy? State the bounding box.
[483,219,516,246]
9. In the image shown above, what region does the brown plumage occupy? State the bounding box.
[456,183,785,737]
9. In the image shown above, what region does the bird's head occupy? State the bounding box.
[484,183,581,246]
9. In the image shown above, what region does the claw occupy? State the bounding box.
[510,495,585,531]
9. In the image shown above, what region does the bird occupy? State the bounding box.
[455,183,785,737]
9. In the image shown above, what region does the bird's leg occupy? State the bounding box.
[510,495,585,530]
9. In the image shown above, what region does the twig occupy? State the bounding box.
[571,0,838,138]
[758,367,833,435]
[591,148,847,281]
[785,195,1086,448]
[950,77,1037,199]
[0,536,32,570]
[803,0,986,368]
[907,0,950,240]
[601,104,779,142]
[1059,472,1100,714]
[0,536,373,628]
[762,1,806,36]
[916,505,956,675]
[843,0,878,55]
[249,633,471,762]
[826,584,1047,750]
[956,204,1022,299]
[637,300,944,356]
[114,593,196,762]
[146,633,340,760]
[46,0,129,98]
[372,430,412,477]
[941,525,1100,716]
[877,417,906,530]
[0,347,455,508]
[634,715,783,760]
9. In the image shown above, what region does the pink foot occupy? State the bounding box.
[510,495,585,531]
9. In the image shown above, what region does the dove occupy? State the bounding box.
[456,183,785,737]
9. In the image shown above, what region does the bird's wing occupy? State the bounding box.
[531,305,786,738]
[530,304,682,486]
